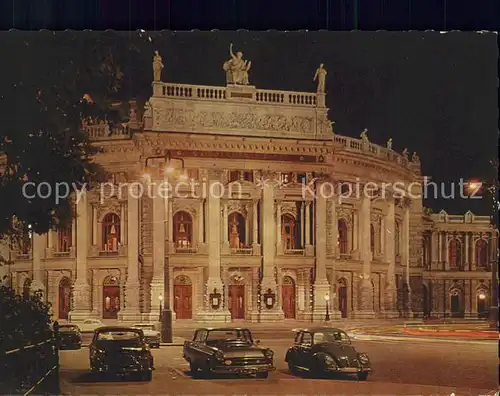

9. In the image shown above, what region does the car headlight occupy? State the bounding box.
[215,350,225,361]
[358,353,369,364]
[323,354,337,367]
[264,349,274,359]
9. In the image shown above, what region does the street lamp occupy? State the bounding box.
[142,150,185,344]
[324,294,330,322]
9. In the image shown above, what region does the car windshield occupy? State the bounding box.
[59,325,79,332]
[313,330,350,344]
[206,329,252,344]
[96,330,143,346]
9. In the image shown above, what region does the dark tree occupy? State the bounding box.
[0,31,153,243]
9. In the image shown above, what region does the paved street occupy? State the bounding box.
[60,337,497,395]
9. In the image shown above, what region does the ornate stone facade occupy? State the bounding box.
[3,64,497,323]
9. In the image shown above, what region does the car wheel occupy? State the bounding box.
[357,372,369,381]
[256,372,268,379]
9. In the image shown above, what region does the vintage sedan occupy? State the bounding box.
[183,328,275,378]
[57,324,82,349]
[285,327,372,380]
[89,326,154,381]
[132,323,161,348]
[77,318,104,332]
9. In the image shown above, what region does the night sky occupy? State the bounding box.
[1,1,498,217]
[129,31,498,216]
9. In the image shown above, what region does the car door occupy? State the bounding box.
[297,332,314,369]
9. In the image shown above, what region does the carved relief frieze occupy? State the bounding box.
[336,207,352,225]
[97,199,123,219]
[173,200,198,217]
[280,201,298,217]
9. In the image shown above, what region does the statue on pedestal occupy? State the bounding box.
[153,50,164,82]
[412,152,420,162]
[229,216,241,248]
[360,128,369,142]
[223,43,251,85]
[387,138,393,150]
[402,148,408,159]
[313,63,327,93]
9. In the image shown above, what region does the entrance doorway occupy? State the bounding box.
[229,285,245,319]
[338,278,348,318]
[477,292,488,318]
[103,276,120,319]
[174,275,193,319]
[450,289,462,318]
[282,276,296,318]
[58,277,72,320]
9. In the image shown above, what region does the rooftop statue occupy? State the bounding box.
[360,128,369,142]
[313,63,327,93]
[153,50,164,82]
[387,138,393,150]
[402,148,408,159]
[412,152,420,162]
[223,43,251,85]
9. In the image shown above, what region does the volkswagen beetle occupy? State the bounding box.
[285,327,372,380]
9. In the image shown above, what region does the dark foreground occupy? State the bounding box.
[60,337,497,395]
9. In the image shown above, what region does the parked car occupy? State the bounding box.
[285,327,372,381]
[77,318,104,332]
[183,327,275,378]
[89,326,154,381]
[57,324,82,350]
[132,323,161,348]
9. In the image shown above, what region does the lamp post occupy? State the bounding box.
[143,150,185,343]
[324,294,330,322]
[466,163,498,329]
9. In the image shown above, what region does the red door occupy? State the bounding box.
[338,286,348,318]
[229,285,245,319]
[174,285,193,319]
[58,279,71,320]
[282,284,296,318]
[103,286,120,319]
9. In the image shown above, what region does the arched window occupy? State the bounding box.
[338,219,348,254]
[173,211,193,248]
[449,239,461,267]
[57,225,72,253]
[370,224,375,253]
[228,212,246,248]
[475,239,488,267]
[102,213,120,251]
[395,222,400,256]
[281,214,297,249]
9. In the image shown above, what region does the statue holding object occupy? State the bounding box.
[223,43,251,85]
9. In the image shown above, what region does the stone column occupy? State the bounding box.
[276,200,283,254]
[199,170,230,321]
[471,235,476,269]
[149,181,165,321]
[331,198,338,258]
[31,233,46,299]
[464,232,469,269]
[384,198,398,317]
[305,201,311,246]
[0,239,10,286]
[252,199,259,245]
[357,193,375,318]
[300,202,305,247]
[120,203,125,245]
[71,218,76,249]
[69,190,93,320]
[222,201,229,253]
[92,205,98,246]
[352,211,359,259]
[259,171,284,321]
[431,231,438,269]
[402,201,413,317]
[198,199,205,245]
[167,199,173,252]
[119,184,141,322]
[46,230,53,256]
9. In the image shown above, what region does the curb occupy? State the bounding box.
[403,328,498,338]
[353,334,496,345]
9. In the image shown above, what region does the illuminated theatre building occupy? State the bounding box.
[1,52,496,323]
